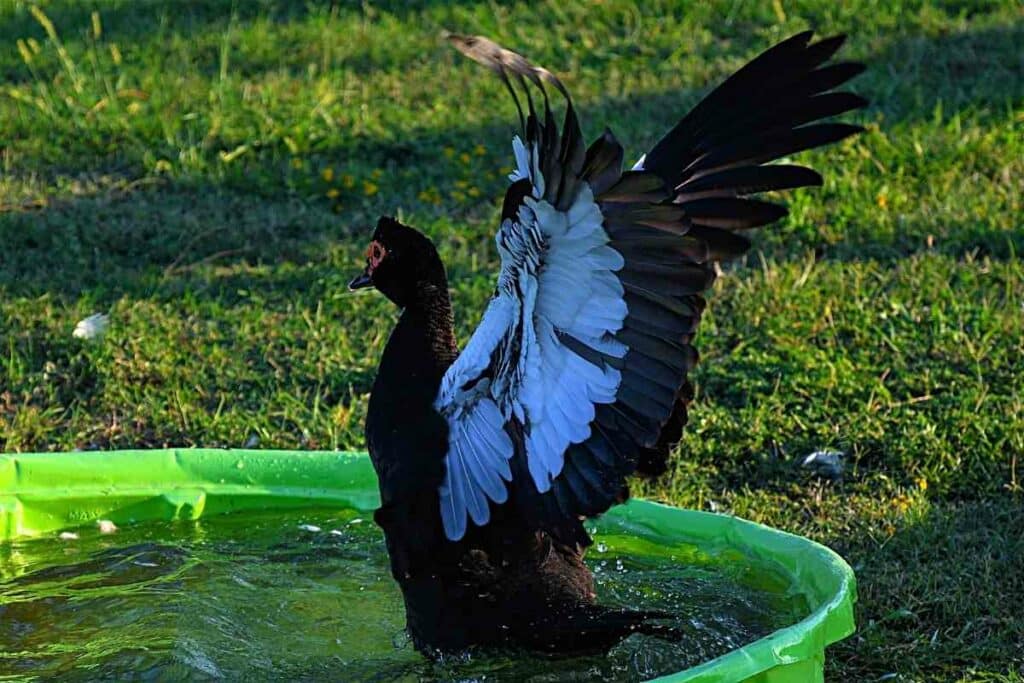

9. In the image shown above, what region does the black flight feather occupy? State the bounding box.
[446,29,865,548]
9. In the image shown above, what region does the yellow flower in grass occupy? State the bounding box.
[418,188,442,205]
[371,169,383,179]
[342,174,355,189]
[326,188,340,199]
[459,152,471,164]
[892,494,912,514]
[467,187,480,198]
[291,157,303,170]
[363,181,379,197]
[474,144,487,156]
[454,179,469,189]
[876,193,888,209]
[443,146,455,158]
[321,167,334,182]
[916,477,928,491]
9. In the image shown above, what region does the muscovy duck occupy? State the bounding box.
[350,31,865,656]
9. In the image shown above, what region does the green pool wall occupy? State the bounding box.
[0,449,856,682]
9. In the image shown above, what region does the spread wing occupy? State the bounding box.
[435,32,865,542]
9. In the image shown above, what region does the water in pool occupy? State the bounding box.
[0,508,808,681]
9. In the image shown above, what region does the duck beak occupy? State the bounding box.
[348,268,374,291]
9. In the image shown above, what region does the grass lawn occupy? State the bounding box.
[1,0,1021,680]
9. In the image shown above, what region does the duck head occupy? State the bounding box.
[349,216,448,308]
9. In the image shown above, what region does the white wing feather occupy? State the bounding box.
[434,137,627,540]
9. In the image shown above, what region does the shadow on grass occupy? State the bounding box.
[826,498,1024,680]
[0,180,348,301]
[1,20,1020,302]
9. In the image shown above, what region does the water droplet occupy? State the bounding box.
[596,542,608,553]
[235,460,245,469]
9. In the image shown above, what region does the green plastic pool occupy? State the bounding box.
[0,449,855,682]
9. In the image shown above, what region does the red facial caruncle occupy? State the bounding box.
[366,240,387,272]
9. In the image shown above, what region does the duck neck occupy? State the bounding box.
[378,281,458,397]
[404,282,458,367]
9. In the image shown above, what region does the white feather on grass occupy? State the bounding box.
[72,313,109,340]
